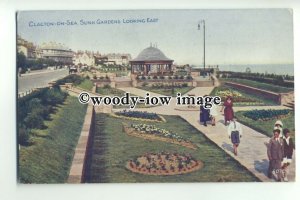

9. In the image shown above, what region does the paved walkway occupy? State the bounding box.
[116,86,295,182]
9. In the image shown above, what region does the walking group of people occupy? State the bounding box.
[200,96,241,155]
[199,96,294,181]
[267,120,294,182]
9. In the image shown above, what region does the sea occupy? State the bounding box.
[217,64,294,76]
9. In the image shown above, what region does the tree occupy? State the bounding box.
[17,52,27,72]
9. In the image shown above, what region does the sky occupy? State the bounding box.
[17,9,294,65]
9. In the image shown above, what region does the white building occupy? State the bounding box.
[40,42,73,64]
[73,51,95,67]
[104,53,131,66]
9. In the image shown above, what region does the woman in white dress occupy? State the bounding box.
[210,104,218,126]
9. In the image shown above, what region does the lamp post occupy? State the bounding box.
[198,20,206,74]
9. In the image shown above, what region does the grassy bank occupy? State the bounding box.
[77,78,93,91]
[86,114,259,182]
[235,110,295,141]
[96,86,125,97]
[19,96,87,183]
[221,78,293,93]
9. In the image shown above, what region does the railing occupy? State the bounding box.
[18,89,37,98]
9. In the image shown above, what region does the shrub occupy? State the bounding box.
[104,84,111,89]
[42,88,67,106]
[24,110,44,129]
[160,76,165,79]
[147,76,151,80]
[141,76,146,80]
[243,109,290,121]
[174,75,179,79]
[55,74,84,86]
[153,75,158,79]
[168,76,173,80]
[182,83,188,87]
[18,126,31,146]
[86,75,91,80]
[186,75,193,80]
[180,75,184,79]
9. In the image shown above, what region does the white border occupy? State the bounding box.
[0,1,299,200]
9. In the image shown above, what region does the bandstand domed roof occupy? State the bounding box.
[132,46,173,62]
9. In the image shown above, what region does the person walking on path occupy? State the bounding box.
[227,117,242,156]
[200,105,210,126]
[281,128,295,181]
[210,104,218,126]
[220,96,234,126]
[267,128,284,181]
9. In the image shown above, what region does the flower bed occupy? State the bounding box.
[113,110,166,122]
[126,152,203,176]
[215,88,257,103]
[123,123,197,149]
[211,86,268,106]
[242,109,291,121]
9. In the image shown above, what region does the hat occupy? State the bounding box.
[273,127,280,133]
[274,120,283,127]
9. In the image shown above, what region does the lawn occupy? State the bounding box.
[76,78,93,91]
[235,110,295,142]
[138,86,194,97]
[96,86,125,97]
[221,78,293,93]
[18,96,87,183]
[85,114,259,182]
[210,85,277,106]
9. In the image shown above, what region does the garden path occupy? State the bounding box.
[116,86,295,182]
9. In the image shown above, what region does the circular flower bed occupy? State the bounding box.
[126,152,203,175]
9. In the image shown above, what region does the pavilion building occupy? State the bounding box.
[130,45,174,75]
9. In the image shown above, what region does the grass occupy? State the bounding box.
[76,78,93,91]
[85,114,259,182]
[221,78,293,93]
[210,85,277,106]
[96,87,125,97]
[138,86,194,97]
[18,96,88,183]
[235,110,295,142]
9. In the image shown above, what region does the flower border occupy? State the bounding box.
[110,112,166,123]
[122,123,197,150]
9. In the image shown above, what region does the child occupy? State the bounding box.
[227,117,242,156]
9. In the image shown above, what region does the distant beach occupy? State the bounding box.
[218,64,294,76]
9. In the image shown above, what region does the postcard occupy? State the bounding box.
[17,9,295,183]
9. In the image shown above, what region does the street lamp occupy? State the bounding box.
[198,20,206,74]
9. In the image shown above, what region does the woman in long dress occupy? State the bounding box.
[220,96,234,126]
[200,105,210,126]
